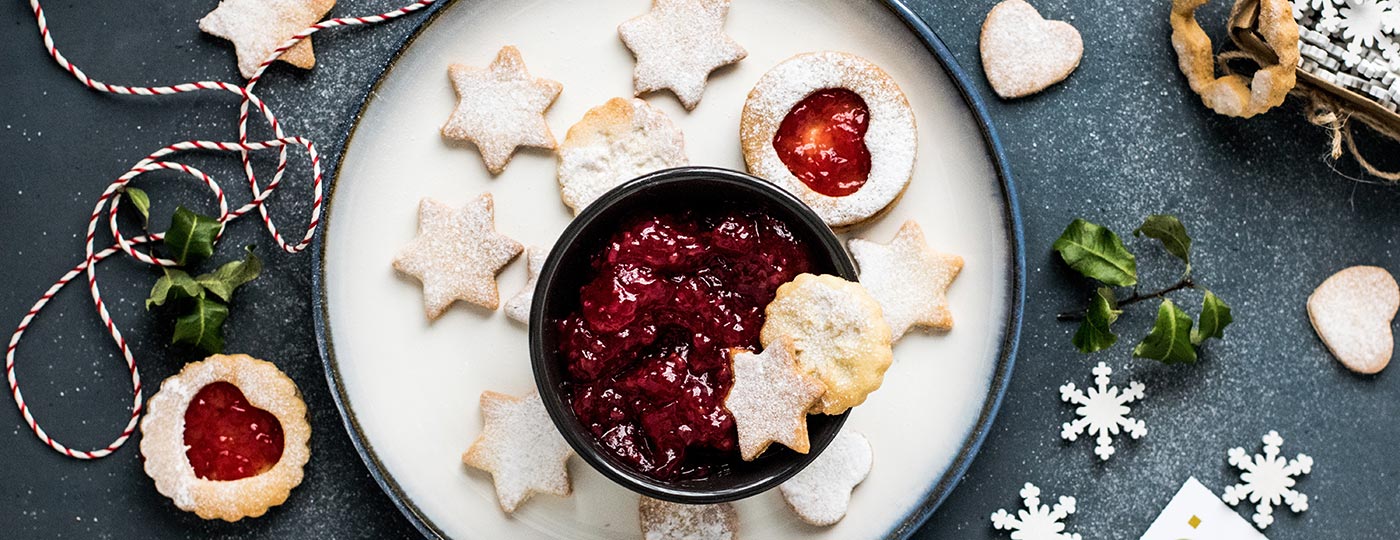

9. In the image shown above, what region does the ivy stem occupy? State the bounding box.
[1057,278,1196,321]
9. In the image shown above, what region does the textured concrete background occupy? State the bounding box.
[2,1,1396,538]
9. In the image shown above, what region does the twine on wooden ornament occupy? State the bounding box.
[8,0,439,460]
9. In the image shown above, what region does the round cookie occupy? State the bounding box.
[740,52,917,228]
[557,97,688,214]
[760,274,894,415]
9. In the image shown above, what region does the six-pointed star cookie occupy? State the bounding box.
[725,337,827,461]
[849,220,964,340]
[504,246,546,324]
[443,46,563,174]
[462,391,574,513]
[618,0,747,110]
[392,195,522,319]
[199,0,336,79]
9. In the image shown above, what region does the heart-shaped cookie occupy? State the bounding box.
[1307,266,1398,374]
[979,0,1084,99]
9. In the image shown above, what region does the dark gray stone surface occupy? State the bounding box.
[1,1,1395,538]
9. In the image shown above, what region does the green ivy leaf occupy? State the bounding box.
[172,296,228,353]
[146,268,204,309]
[1134,214,1192,271]
[1191,290,1233,345]
[1073,287,1122,353]
[1052,218,1138,287]
[1133,298,1197,364]
[163,206,222,266]
[195,246,262,302]
[125,187,151,225]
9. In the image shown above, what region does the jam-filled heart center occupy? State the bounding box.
[183,381,285,481]
[772,88,872,197]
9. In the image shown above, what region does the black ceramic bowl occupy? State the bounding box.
[529,166,857,504]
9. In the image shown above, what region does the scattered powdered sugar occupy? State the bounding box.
[638,497,738,540]
[978,0,1083,99]
[1306,265,1398,374]
[461,391,573,514]
[779,429,873,526]
[442,46,563,174]
[198,0,336,78]
[504,246,546,324]
[557,97,687,214]
[760,274,893,415]
[849,220,964,340]
[739,51,916,227]
[724,337,827,461]
[618,0,747,110]
[392,195,523,318]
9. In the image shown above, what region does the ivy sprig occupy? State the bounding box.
[1053,214,1232,364]
[127,188,261,354]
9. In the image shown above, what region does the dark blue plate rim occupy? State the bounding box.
[310,1,1026,538]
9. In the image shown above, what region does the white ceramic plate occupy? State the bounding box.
[315,0,1024,538]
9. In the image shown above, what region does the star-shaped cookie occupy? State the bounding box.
[199,0,336,79]
[462,391,574,514]
[392,195,522,319]
[849,220,964,340]
[724,337,826,461]
[442,46,563,174]
[504,246,546,324]
[618,0,747,110]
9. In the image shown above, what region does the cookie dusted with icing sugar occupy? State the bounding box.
[725,336,827,461]
[1308,266,1398,374]
[199,0,336,79]
[557,97,688,214]
[618,0,747,110]
[140,354,311,522]
[639,497,739,540]
[741,52,916,228]
[392,195,523,319]
[849,220,964,340]
[979,0,1083,99]
[442,46,563,174]
[462,391,574,514]
[760,274,893,415]
[779,429,873,526]
[504,246,546,324]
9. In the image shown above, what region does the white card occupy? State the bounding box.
[1140,477,1268,540]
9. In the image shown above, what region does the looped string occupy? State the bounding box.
[8,0,438,459]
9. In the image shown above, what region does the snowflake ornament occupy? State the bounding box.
[1337,0,1391,48]
[991,483,1082,540]
[1223,431,1314,530]
[1059,362,1146,461]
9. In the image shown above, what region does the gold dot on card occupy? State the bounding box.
[1188,515,1201,528]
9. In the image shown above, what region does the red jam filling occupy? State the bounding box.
[183,381,284,481]
[772,88,872,197]
[557,210,816,480]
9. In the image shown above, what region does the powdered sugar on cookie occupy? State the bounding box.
[392,195,522,319]
[850,220,964,340]
[199,0,336,79]
[639,497,738,540]
[442,46,563,174]
[780,429,873,526]
[741,52,916,228]
[462,391,574,514]
[619,0,747,110]
[504,246,546,324]
[725,337,826,461]
[979,0,1083,99]
[1307,265,1398,374]
[557,97,687,214]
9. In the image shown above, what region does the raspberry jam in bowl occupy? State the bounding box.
[530,167,856,503]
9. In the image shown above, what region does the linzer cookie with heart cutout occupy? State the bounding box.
[979,0,1083,99]
[139,354,311,521]
[740,52,917,228]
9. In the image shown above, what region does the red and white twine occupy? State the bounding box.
[7,0,438,459]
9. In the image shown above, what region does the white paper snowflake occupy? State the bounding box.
[1059,362,1146,461]
[1337,0,1392,48]
[991,483,1082,540]
[1223,431,1314,530]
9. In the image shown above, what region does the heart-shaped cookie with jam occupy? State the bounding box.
[1308,266,1398,374]
[979,0,1083,99]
